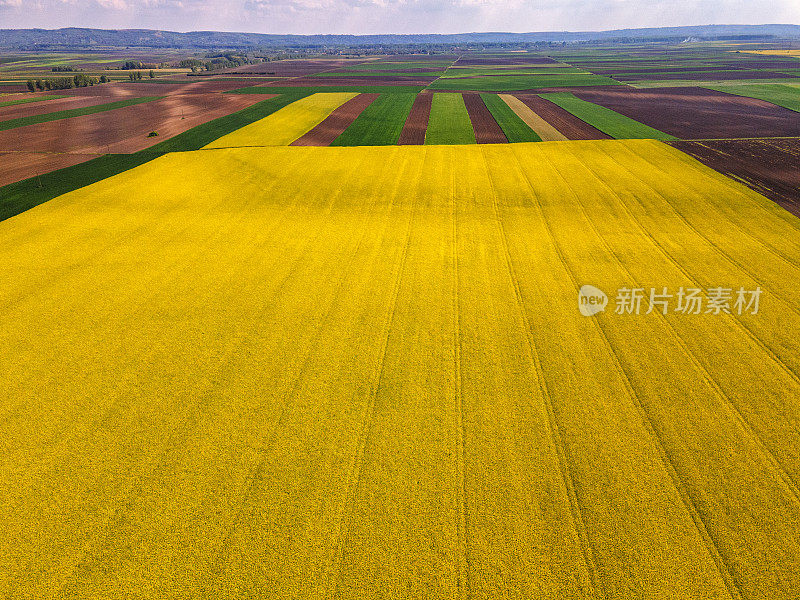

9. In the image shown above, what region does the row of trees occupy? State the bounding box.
[127,70,156,81]
[26,73,110,92]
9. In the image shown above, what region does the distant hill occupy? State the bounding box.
[1,25,799,49]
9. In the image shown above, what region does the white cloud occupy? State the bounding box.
[0,0,798,34]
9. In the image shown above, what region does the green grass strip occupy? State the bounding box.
[0,95,68,107]
[480,93,541,143]
[706,83,800,113]
[313,71,443,78]
[0,93,311,221]
[147,92,310,152]
[425,93,475,145]
[539,92,676,140]
[428,74,622,91]
[228,85,427,95]
[332,93,416,146]
[0,153,161,222]
[0,96,162,132]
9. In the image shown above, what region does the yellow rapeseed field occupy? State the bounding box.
[203,92,357,148]
[1,141,799,599]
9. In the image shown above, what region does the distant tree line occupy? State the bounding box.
[51,65,81,72]
[127,70,156,81]
[26,73,110,92]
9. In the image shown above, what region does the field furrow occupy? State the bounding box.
[499,94,567,141]
[204,92,357,148]
[2,140,799,599]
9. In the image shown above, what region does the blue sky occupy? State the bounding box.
[1,0,798,34]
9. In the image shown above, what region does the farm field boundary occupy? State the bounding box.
[332,93,416,146]
[481,93,541,142]
[425,93,476,145]
[539,92,677,140]
[0,96,162,132]
[205,92,357,148]
[1,140,799,598]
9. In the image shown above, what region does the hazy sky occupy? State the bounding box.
[1,0,799,35]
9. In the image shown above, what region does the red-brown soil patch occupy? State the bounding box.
[0,93,269,154]
[227,59,367,76]
[0,151,100,186]
[454,57,558,66]
[574,87,800,139]
[462,93,507,144]
[398,92,432,145]
[278,76,437,86]
[60,79,255,98]
[670,138,800,218]
[0,94,126,122]
[515,94,612,140]
[291,93,379,146]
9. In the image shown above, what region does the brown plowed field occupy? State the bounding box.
[0,94,129,122]
[454,57,558,66]
[398,92,432,145]
[0,151,100,187]
[0,93,268,154]
[227,59,367,76]
[575,87,800,139]
[291,93,379,146]
[614,70,797,81]
[279,76,437,86]
[515,94,612,140]
[462,93,507,144]
[61,79,256,98]
[671,138,800,217]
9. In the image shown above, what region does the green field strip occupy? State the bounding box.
[428,73,622,91]
[312,71,444,78]
[341,61,452,72]
[706,83,800,113]
[0,93,311,221]
[539,92,676,140]
[0,152,161,222]
[480,93,541,142]
[441,67,586,78]
[332,93,416,146]
[147,92,311,152]
[0,96,162,132]
[632,78,800,88]
[0,95,68,107]
[228,85,427,95]
[425,93,476,145]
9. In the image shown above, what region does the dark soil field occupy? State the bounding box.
[0,94,118,121]
[454,56,558,66]
[0,151,100,186]
[575,87,800,139]
[291,93,379,146]
[462,92,507,143]
[278,76,438,87]
[671,138,800,217]
[0,92,267,154]
[515,94,612,140]
[397,92,432,144]
[227,59,367,76]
